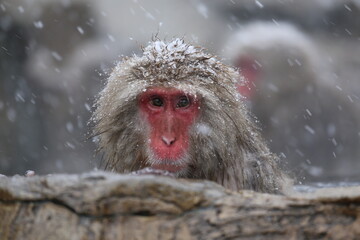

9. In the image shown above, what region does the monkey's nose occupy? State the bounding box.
[161,136,176,146]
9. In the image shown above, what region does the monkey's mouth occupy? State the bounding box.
[147,146,189,173]
[150,158,188,173]
[151,163,187,173]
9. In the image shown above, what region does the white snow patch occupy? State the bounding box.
[308,166,323,177]
[77,26,84,35]
[267,83,279,92]
[287,58,294,66]
[56,160,64,170]
[84,103,91,111]
[272,19,279,25]
[254,60,262,67]
[295,149,304,157]
[140,6,155,20]
[7,108,16,122]
[327,124,336,136]
[51,51,63,61]
[65,142,76,149]
[331,138,337,146]
[145,12,155,20]
[66,122,74,133]
[255,0,264,8]
[344,4,352,11]
[195,123,212,136]
[33,21,44,29]
[335,85,342,91]
[304,125,315,135]
[196,3,208,19]
[15,91,25,102]
[107,34,115,42]
[25,170,35,177]
[18,6,24,13]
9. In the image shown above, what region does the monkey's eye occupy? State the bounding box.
[176,96,190,108]
[150,97,164,107]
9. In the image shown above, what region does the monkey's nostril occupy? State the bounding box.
[161,136,176,146]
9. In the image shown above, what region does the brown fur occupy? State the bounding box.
[92,39,290,193]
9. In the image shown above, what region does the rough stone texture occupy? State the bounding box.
[0,171,360,240]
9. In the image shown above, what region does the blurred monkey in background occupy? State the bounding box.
[224,22,360,182]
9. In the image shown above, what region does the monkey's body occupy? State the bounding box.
[92,39,289,193]
[252,82,360,180]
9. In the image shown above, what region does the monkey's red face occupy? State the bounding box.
[235,56,259,98]
[139,87,200,173]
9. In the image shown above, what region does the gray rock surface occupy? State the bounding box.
[1,171,360,239]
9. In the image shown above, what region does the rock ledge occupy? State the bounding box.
[1,171,360,239]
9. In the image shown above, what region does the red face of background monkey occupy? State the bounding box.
[139,87,199,172]
[235,57,260,99]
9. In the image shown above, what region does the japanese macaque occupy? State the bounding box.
[225,22,360,182]
[92,38,290,193]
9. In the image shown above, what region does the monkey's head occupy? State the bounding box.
[225,22,320,100]
[92,38,286,192]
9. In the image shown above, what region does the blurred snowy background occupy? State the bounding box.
[1,0,360,184]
